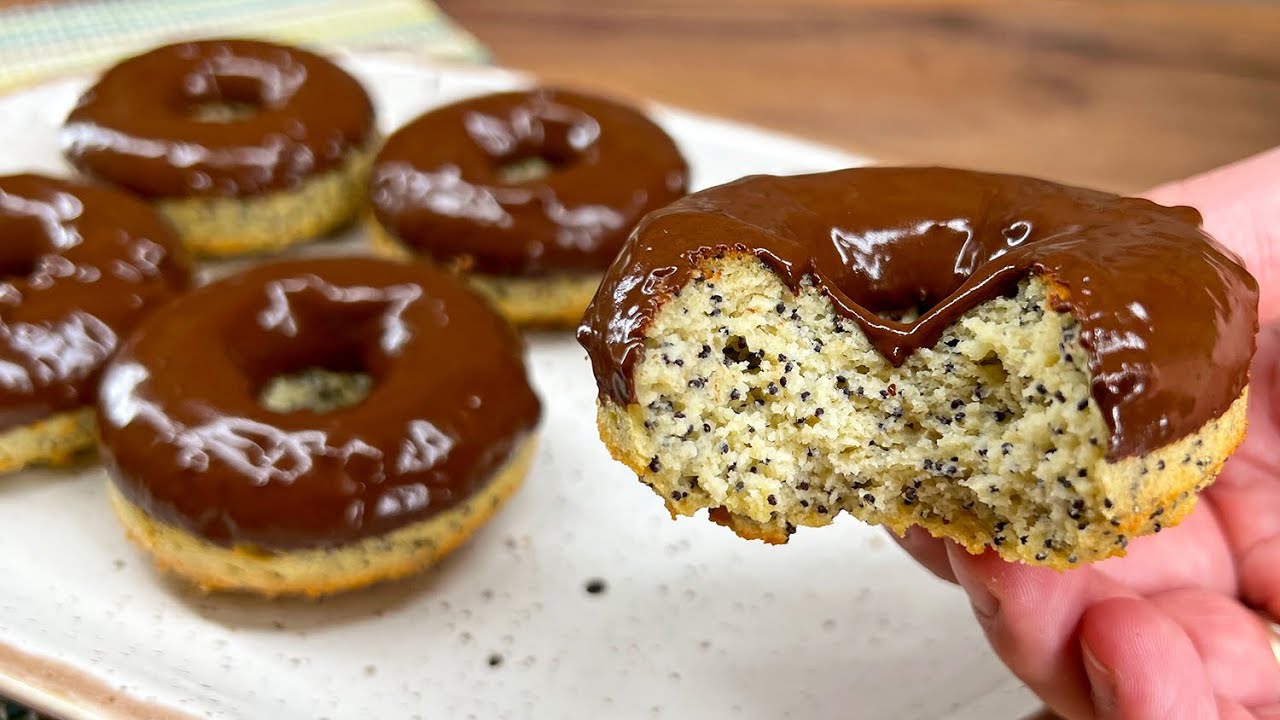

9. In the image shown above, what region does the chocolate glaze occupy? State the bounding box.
[62,39,375,199]
[97,257,541,550]
[578,167,1259,459]
[369,88,688,276]
[0,174,190,430]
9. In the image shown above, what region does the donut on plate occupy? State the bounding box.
[368,88,688,327]
[577,167,1259,568]
[0,174,189,474]
[97,257,541,596]
[62,39,376,258]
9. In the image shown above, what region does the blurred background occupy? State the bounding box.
[440,0,1280,193]
[1,0,1277,195]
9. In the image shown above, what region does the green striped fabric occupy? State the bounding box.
[0,0,490,93]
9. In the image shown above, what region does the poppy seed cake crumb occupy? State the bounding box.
[595,255,1248,568]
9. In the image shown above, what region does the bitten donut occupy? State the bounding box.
[368,88,688,327]
[62,39,376,257]
[97,257,541,597]
[578,167,1259,568]
[0,174,189,474]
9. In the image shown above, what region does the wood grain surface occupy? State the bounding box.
[440,0,1280,193]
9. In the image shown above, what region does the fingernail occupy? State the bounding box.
[1082,642,1117,717]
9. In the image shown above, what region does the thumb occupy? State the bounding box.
[1143,146,1280,323]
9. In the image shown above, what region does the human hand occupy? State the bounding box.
[898,147,1280,720]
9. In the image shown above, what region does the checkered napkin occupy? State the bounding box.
[0,0,490,93]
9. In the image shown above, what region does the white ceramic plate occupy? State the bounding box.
[0,54,1041,720]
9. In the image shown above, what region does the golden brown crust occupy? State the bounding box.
[108,434,538,597]
[0,408,98,476]
[155,144,373,258]
[367,218,601,328]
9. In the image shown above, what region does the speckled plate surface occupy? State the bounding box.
[0,54,1040,720]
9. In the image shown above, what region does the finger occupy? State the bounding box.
[1210,323,1280,548]
[1143,146,1280,323]
[1094,499,1237,597]
[1239,535,1280,621]
[891,526,957,584]
[1217,696,1263,720]
[1148,588,1280,708]
[1251,701,1280,720]
[946,542,1136,719]
[1210,323,1280,620]
[1080,596,1219,720]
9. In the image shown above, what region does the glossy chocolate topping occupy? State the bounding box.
[578,167,1259,459]
[97,257,541,550]
[62,39,375,199]
[0,174,190,430]
[369,88,688,276]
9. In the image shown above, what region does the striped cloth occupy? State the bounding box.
[0,0,490,93]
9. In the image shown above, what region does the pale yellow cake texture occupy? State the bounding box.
[596,254,1248,569]
[0,407,97,475]
[259,367,372,414]
[109,434,538,598]
[368,219,602,328]
[157,144,374,258]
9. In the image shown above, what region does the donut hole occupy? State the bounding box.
[242,330,377,415]
[495,149,580,184]
[0,218,57,283]
[257,348,373,415]
[496,156,556,184]
[0,253,40,283]
[180,72,268,124]
[231,280,421,416]
[488,115,588,184]
[188,101,260,123]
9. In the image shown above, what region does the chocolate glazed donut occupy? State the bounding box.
[97,257,541,595]
[62,39,377,257]
[0,174,189,473]
[577,167,1258,567]
[367,88,689,327]
[63,39,372,198]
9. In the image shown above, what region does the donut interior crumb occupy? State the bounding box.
[496,157,554,184]
[603,255,1236,566]
[188,101,260,123]
[259,368,372,414]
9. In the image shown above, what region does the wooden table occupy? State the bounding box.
[441,0,1280,194]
